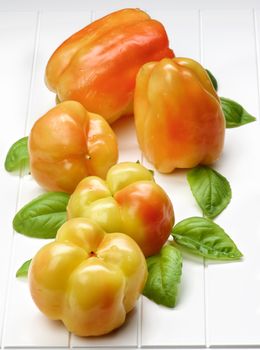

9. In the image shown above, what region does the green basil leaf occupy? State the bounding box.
[142,245,182,308]
[220,97,256,128]
[187,165,231,219]
[16,259,31,278]
[206,69,218,91]
[172,217,242,260]
[13,192,69,238]
[5,136,29,172]
[55,95,61,105]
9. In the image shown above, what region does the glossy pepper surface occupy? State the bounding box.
[29,100,118,193]
[45,8,174,124]
[67,162,174,257]
[29,218,147,336]
[134,58,225,173]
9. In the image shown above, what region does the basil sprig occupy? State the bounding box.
[13,192,69,238]
[5,136,29,172]
[172,217,242,260]
[220,97,256,128]
[143,245,182,307]
[187,165,231,219]
[16,259,32,278]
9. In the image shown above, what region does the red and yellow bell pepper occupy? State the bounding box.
[45,8,174,124]
[67,162,174,257]
[29,100,118,193]
[29,218,147,336]
[134,57,225,172]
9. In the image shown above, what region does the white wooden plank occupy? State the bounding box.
[201,9,260,346]
[140,10,206,347]
[141,169,206,347]
[71,9,141,348]
[0,11,38,346]
[71,127,141,347]
[2,12,94,348]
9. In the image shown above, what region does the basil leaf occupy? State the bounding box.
[16,259,31,278]
[143,245,182,308]
[172,217,242,260]
[13,192,69,238]
[55,95,61,105]
[187,165,231,219]
[5,136,29,172]
[221,97,256,128]
[206,69,218,91]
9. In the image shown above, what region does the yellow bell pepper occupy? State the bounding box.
[67,162,174,257]
[134,58,225,172]
[29,218,147,336]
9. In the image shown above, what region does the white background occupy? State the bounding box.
[0,0,260,349]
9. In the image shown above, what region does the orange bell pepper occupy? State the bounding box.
[29,101,118,193]
[134,58,225,172]
[45,8,174,124]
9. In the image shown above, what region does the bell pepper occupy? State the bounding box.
[29,217,147,336]
[45,8,174,124]
[67,162,174,257]
[134,58,225,173]
[29,100,118,193]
